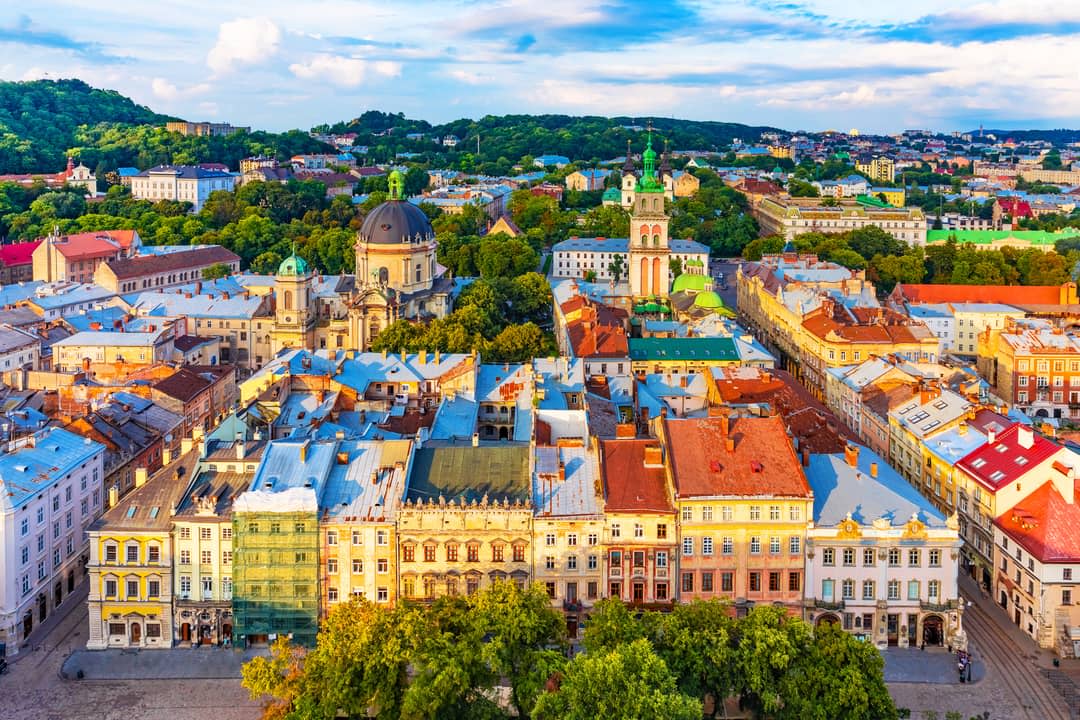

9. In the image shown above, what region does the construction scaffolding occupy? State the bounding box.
[231,509,320,647]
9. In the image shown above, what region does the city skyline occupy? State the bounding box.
[1,0,1078,134]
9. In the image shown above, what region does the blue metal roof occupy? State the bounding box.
[0,428,105,511]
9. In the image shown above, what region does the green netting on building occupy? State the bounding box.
[232,510,320,647]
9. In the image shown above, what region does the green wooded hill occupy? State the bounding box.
[0,79,168,172]
[315,112,784,164]
[0,79,330,174]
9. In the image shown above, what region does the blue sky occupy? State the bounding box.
[2,0,1079,134]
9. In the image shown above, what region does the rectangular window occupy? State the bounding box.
[634,523,644,538]
[768,571,781,592]
[682,572,694,593]
[907,580,920,600]
[722,537,733,555]
[448,545,460,562]
[656,551,667,568]
[682,507,693,521]
[376,530,388,546]
[105,545,117,563]
[823,548,835,566]
[863,548,875,566]
[749,505,761,520]
[769,505,781,520]
[769,537,781,555]
[377,559,388,574]
[749,572,761,592]
[702,537,714,556]
[657,523,667,539]
[467,544,479,562]
[105,579,117,598]
[929,549,941,567]
[822,579,834,601]
[352,530,362,545]
[788,572,801,592]
[545,533,556,546]
[702,506,713,521]
[201,550,212,565]
[567,533,578,546]
[352,559,363,574]
[424,545,436,562]
[327,531,338,545]
[928,580,940,600]
[682,537,694,556]
[180,550,190,565]
[126,545,139,563]
[127,579,139,598]
[908,549,920,567]
[721,572,734,592]
[842,548,855,566]
[327,559,338,574]
[722,506,733,521]
[148,579,160,598]
[701,571,714,592]
[888,548,900,567]
[863,580,875,600]
[750,537,761,554]
[789,536,801,555]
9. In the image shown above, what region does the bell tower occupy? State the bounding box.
[271,245,316,353]
[628,125,671,298]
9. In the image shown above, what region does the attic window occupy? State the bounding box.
[971,458,987,469]
[750,461,764,473]
[932,401,948,410]
[989,470,1006,482]
[1015,457,1029,466]
[149,507,159,519]
[126,506,137,518]
[995,444,1008,453]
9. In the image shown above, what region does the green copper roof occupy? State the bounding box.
[277,250,310,276]
[926,229,1080,246]
[388,168,405,200]
[628,337,739,361]
[671,273,710,294]
[636,132,665,193]
[693,291,724,309]
[602,187,621,200]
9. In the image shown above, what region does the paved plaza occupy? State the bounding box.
[883,646,986,685]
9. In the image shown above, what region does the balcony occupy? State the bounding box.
[920,600,958,613]
[563,599,585,612]
[811,598,845,611]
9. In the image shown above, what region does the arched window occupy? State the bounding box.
[640,234,648,245]
[283,290,293,310]
[653,235,660,246]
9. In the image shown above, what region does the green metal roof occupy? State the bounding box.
[407,445,531,504]
[277,253,310,276]
[628,337,739,362]
[671,273,709,293]
[693,290,724,309]
[855,194,891,208]
[926,229,1080,246]
[602,187,621,200]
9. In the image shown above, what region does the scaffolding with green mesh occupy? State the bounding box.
[231,510,320,647]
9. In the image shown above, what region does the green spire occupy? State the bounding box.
[388,169,405,200]
[636,122,664,193]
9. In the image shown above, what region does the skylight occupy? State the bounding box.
[126,506,137,518]
[972,458,987,469]
[149,507,159,518]
[990,470,1006,482]
[1015,457,1028,466]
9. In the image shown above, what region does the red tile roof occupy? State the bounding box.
[998,197,1033,218]
[892,283,1069,306]
[995,480,1080,563]
[0,240,41,267]
[42,230,137,259]
[710,367,856,453]
[103,246,239,280]
[802,301,932,345]
[664,415,811,498]
[957,424,1062,492]
[600,438,674,513]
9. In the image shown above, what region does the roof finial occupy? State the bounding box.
[388,169,404,200]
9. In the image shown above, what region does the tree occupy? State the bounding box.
[582,598,647,654]
[487,322,556,362]
[652,601,737,717]
[580,205,629,238]
[669,256,684,279]
[532,639,701,720]
[201,262,232,280]
[469,581,567,718]
[732,606,811,717]
[787,178,819,197]
[775,622,897,720]
[742,235,785,261]
[608,253,626,282]
[241,636,306,720]
[30,191,86,219]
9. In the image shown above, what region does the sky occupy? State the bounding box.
[2,0,1079,135]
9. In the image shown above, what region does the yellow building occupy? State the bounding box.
[86,451,197,649]
[52,329,174,374]
[769,144,793,159]
[532,431,605,636]
[171,430,264,646]
[871,188,906,207]
[855,156,896,184]
[397,445,533,600]
[661,415,813,613]
[319,439,411,612]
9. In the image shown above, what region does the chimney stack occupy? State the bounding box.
[108,484,119,508]
[844,443,860,468]
[134,467,148,488]
[801,447,810,467]
[725,436,735,453]
[870,462,878,478]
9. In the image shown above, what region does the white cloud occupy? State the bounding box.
[206,17,282,75]
[151,77,211,101]
[289,54,400,86]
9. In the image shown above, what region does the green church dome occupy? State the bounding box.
[671,272,709,294]
[602,187,621,200]
[693,291,724,310]
[278,252,310,277]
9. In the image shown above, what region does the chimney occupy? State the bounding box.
[299,440,308,463]
[236,441,246,460]
[725,437,735,453]
[134,467,148,488]
[844,443,860,468]
[181,437,194,455]
[107,484,119,508]
[987,429,997,445]
[720,412,730,437]
[222,291,230,300]
[1018,426,1034,450]
[198,436,208,458]
[194,281,202,295]
[679,375,687,388]
[643,445,663,467]
[472,432,480,447]
[870,462,878,478]
[558,459,566,482]
[800,447,810,467]
[162,445,172,465]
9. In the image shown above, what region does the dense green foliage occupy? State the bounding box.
[744,226,1080,294]
[0,79,329,174]
[242,592,896,720]
[315,113,783,168]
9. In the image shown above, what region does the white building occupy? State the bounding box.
[0,324,42,373]
[0,428,106,656]
[804,445,964,650]
[551,237,709,283]
[129,166,238,212]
